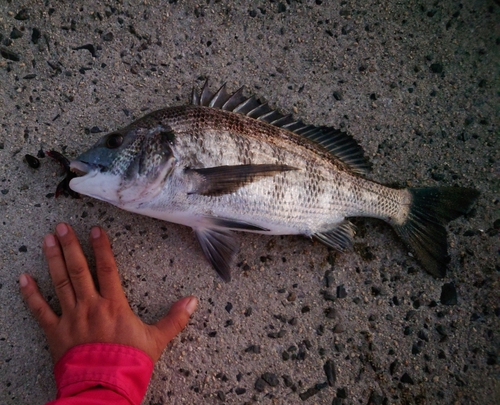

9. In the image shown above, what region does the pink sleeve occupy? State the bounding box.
[45,343,154,405]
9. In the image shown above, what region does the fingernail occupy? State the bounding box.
[90,227,101,239]
[56,223,68,237]
[19,274,29,288]
[44,234,56,248]
[185,297,198,316]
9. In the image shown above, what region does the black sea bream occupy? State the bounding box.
[68,82,478,281]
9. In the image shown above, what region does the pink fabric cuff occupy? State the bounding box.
[54,343,154,405]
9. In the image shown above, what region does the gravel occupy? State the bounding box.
[0,1,498,405]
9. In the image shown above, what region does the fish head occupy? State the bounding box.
[69,125,176,206]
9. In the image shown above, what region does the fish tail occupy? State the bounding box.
[391,187,479,277]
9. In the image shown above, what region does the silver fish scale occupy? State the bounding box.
[149,105,406,233]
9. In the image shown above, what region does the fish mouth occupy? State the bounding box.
[70,160,107,176]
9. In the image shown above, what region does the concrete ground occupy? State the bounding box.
[0,1,498,404]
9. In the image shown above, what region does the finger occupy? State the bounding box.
[55,223,97,301]
[90,226,125,300]
[19,273,59,332]
[152,296,198,349]
[43,233,76,310]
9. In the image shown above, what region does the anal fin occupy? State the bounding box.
[194,227,238,282]
[313,220,356,252]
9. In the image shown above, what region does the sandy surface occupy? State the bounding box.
[0,1,498,404]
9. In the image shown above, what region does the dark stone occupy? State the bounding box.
[31,28,41,44]
[19,245,27,252]
[262,372,279,387]
[324,359,336,386]
[336,387,347,398]
[15,9,30,20]
[299,386,320,400]
[102,32,114,41]
[368,392,386,405]
[0,47,20,62]
[337,284,347,298]
[73,44,97,57]
[325,308,337,319]
[90,126,103,133]
[430,63,443,73]
[268,329,286,338]
[417,330,429,342]
[10,28,23,39]
[400,373,414,384]
[244,345,260,354]
[225,302,233,313]
[25,154,40,169]
[235,387,246,395]
[440,282,457,305]
[254,377,266,392]
[282,375,293,387]
[23,74,36,79]
[277,3,287,13]
[333,91,343,101]
[389,359,399,375]
[249,9,257,18]
[412,343,421,355]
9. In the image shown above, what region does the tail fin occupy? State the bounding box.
[391,187,479,278]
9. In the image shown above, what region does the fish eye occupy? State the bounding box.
[105,133,123,149]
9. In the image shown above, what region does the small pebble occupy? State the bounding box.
[254,377,266,392]
[25,154,40,168]
[31,28,41,44]
[0,47,20,62]
[19,245,27,252]
[262,372,279,387]
[10,28,23,39]
[440,282,457,305]
[430,63,443,73]
[325,308,336,319]
[336,387,347,398]
[336,284,347,298]
[324,359,336,386]
[14,9,30,20]
[400,372,414,384]
[299,385,321,400]
[102,32,114,41]
[282,375,293,387]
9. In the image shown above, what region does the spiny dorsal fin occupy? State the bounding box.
[191,81,370,175]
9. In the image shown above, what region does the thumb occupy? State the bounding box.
[153,296,198,349]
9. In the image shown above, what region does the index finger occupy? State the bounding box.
[55,223,97,301]
[90,226,126,300]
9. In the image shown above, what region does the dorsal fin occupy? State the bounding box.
[191,81,371,174]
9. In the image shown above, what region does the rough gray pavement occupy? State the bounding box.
[0,1,498,404]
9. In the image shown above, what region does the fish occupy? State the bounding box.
[68,82,479,282]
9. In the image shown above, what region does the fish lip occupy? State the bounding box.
[70,160,107,176]
[69,160,91,176]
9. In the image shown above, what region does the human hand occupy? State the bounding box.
[19,223,197,364]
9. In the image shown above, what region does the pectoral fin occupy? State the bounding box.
[187,164,297,196]
[194,227,238,282]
